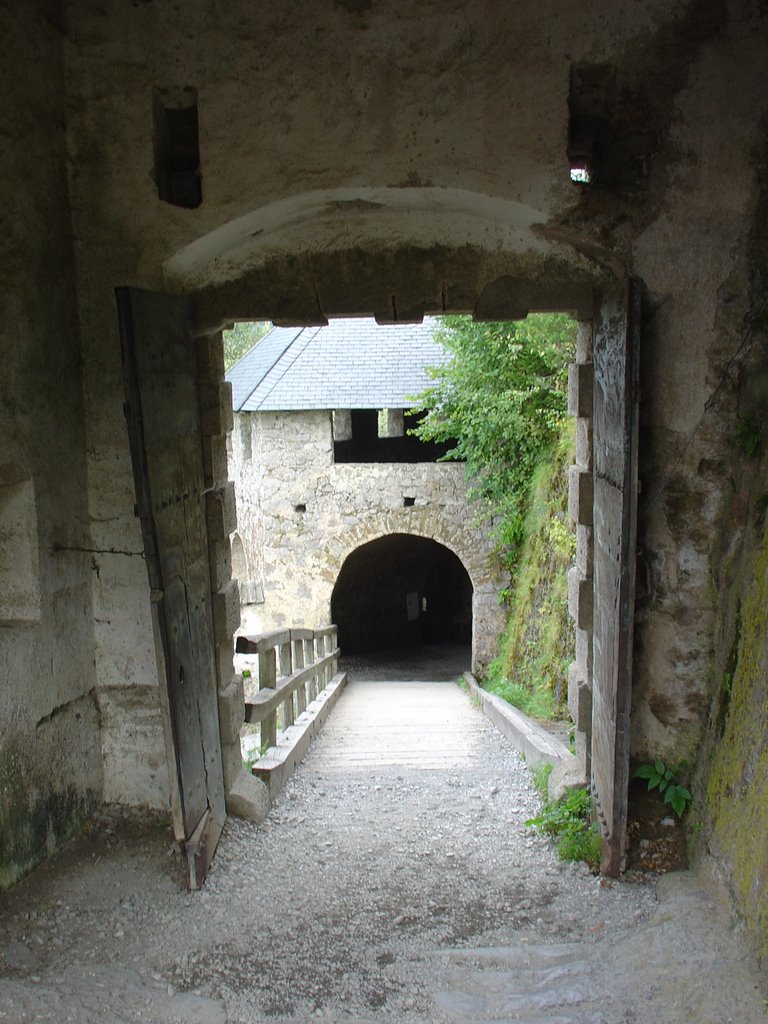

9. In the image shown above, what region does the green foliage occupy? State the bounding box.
[483,423,575,719]
[734,415,763,456]
[410,313,576,567]
[223,321,271,370]
[635,759,693,817]
[530,761,554,801]
[526,787,601,867]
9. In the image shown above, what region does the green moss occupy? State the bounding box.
[483,424,575,719]
[705,520,768,963]
[0,738,98,889]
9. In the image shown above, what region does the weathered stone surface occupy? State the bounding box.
[567,662,592,733]
[225,768,270,822]
[212,580,241,647]
[568,567,593,632]
[217,676,246,745]
[229,408,507,674]
[567,362,594,419]
[206,483,237,541]
[568,465,594,526]
[548,756,588,804]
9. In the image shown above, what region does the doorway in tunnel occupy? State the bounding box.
[331,533,473,667]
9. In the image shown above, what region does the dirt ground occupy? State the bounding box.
[0,676,765,1024]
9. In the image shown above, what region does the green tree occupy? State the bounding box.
[410,314,576,566]
[223,321,271,370]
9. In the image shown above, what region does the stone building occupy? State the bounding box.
[226,317,507,675]
[1,0,767,961]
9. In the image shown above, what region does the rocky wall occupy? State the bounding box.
[0,1,101,887]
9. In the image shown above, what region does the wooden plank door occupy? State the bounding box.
[117,286,226,889]
[591,279,641,876]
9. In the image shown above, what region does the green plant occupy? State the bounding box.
[530,761,554,801]
[634,759,692,817]
[526,787,601,867]
[734,415,762,456]
[242,749,259,772]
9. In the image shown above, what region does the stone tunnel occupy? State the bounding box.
[1,0,767,970]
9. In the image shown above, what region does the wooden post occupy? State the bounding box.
[280,638,295,727]
[293,636,307,715]
[305,637,316,701]
[258,645,277,750]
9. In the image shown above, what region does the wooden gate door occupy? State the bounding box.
[591,279,641,876]
[117,287,226,889]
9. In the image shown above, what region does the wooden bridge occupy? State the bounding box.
[234,625,573,801]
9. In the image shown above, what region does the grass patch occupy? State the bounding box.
[531,761,554,801]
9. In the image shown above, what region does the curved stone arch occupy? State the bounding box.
[327,519,486,599]
[324,513,506,676]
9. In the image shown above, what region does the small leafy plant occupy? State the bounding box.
[734,415,763,456]
[526,787,601,868]
[634,759,692,817]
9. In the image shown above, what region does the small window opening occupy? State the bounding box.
[334,409,456,463]
[153,86,202,208]
[294,503,307,514]
[570,165,592,184]
[403,496,415,507]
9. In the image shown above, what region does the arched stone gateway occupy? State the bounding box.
[331,533,473,658]
[3,0,767,947]
[229,400,508,676]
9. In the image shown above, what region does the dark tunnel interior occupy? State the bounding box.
[331,533,473,656]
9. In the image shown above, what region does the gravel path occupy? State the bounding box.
[0,678,764,1023]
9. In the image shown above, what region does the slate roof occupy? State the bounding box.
[226,317,448,412]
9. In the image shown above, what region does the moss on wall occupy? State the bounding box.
[0,697,101,890]
[703,516,768,963]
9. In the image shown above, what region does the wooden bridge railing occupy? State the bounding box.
[235,626,340,751]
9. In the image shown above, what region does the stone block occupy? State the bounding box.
[568,566,593,631]
[575,524,594,577]
[221,737,244,790]
[206,483,237,541]
[575,417,592,469]
[567,662,593,732]
[217,675,245,744]
[226,769,271,822]
[207,537,232,593]
[575,321,593,363]
[575,626,593,674]
[568,362,594,418]
[212,579,241,646]
[200,381,234,437]
[196,332,226,384]
[216,640,236,692]
[202,435,229,490]
[568,465,593,526]
[548,754,587,803]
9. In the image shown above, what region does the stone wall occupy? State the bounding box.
[8,0,758,950]
[230,409,506,674]
[0,2,101,886]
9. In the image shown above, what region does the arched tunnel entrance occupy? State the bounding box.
[331,533,473,673]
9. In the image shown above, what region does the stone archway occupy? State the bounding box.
[331,532,473,658]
